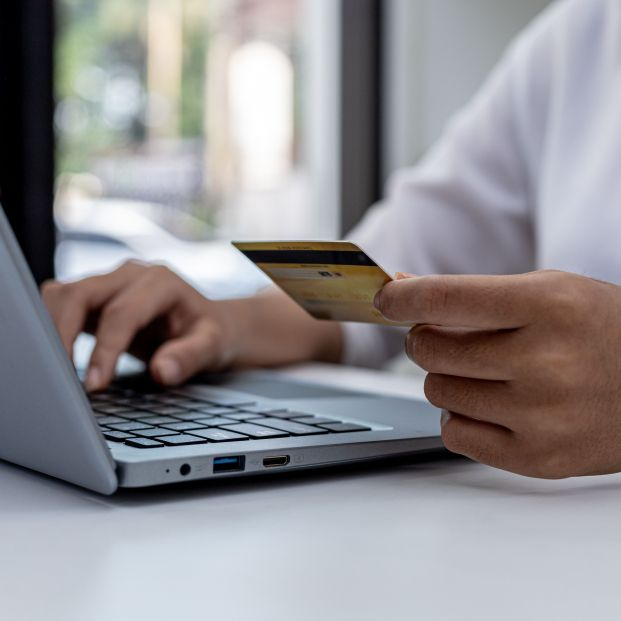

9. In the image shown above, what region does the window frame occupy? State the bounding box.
[0,1,56,284]
[339,0,383,235]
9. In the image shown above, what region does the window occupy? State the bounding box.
[54,0,340,295]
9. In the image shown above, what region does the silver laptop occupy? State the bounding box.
[0,206,442,494]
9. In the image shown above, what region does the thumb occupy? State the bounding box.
[149,321,226,386]
[395,272,417,280]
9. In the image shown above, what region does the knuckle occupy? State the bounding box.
[40,279,59,299]
[408,327,440,370]
[119,259,145,272]
[152,264,178,283]
[525,400,580,440]
[468,443,503,469]
[44,280,85,306]
[527,450,573,479]
[424,373,448,408]
[528,346,581,393]
[424,373,451,408]
[377,281,400,319]
[420,276,450,318]
[440,414,463,453]
[441,413,504,467]
[63,282,87,304]
[149,263,171,277]
[89,346,114,364]
[100,301,132,326]
[146,264,182,288]
[536,270,592,321]
[425,374,489,414]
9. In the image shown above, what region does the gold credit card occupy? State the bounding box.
[232,241,410,326]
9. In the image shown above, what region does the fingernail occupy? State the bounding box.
[395,272,416,280]
[441,410,451,426]
[405,330,416,362]
[373,290,383,310]
[85,366,102,392]
[156,358,181,385]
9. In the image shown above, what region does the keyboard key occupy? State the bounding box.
[200,397,256,407]
[161,422,209,432]
[132,428,180,438]
[117,389,138,397]
[138,416,179,425]
[96,416,126,425]
[157,434,208,446]
[124,399,161,408]
[103,431,135,442]
[193,417,238,427]
[251,410,300,420]
[89,400,109,409]
[171,400,205,409]
[169,412,211,421]
[94,405,135,414]
[89,394,115,402]
[188,429,250,442]
[319,423,371,433]
[258,418,329,436]
[220,423,289,439]
[107,422,154,432]
[112,397,139,405]
[291,416,339,425]
[145,406,188,415]
[238,405,289,415]
[191,406,235,416]
[125,438,165,448]
[225,412,264,421]
[153,395,189,405]
[116,411,153,420]
[212,398,256,407]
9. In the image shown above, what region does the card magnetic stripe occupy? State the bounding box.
[239,250,378,266]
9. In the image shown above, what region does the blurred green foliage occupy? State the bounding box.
[56,0,208,174]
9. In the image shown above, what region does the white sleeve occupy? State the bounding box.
[341,0,572,368]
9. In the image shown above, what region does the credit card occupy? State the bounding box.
[232,241,410,326]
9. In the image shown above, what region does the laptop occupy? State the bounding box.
[0,206,442,494]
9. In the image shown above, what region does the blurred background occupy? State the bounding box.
[0,0,551,300]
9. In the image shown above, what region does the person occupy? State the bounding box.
[42,0,621,479]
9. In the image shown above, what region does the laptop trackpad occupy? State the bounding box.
[194,373,369,400]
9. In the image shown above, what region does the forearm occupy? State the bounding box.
[220,287,343,368]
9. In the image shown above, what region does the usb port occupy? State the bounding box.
[213,456,245,473]
[263,455,290,468]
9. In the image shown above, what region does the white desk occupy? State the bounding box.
[2,364,621,621]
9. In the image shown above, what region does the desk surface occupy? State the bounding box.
[2,364,620,621]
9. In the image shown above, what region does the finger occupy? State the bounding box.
[407,325,524,380]
[424,374,517,428]
[375,273,539,328]
[41,280,89,356]
[86,269,181,390]
[441,410,516,471]
[150,319,228,386]
[41,261,145,357]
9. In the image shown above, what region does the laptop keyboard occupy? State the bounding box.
[89,387,372,449]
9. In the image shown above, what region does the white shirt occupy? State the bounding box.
[343,0,621,368]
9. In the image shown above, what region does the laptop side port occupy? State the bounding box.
[263,455,290,468]
[213,456,245,473]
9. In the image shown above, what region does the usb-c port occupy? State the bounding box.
[263,455,290,468]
